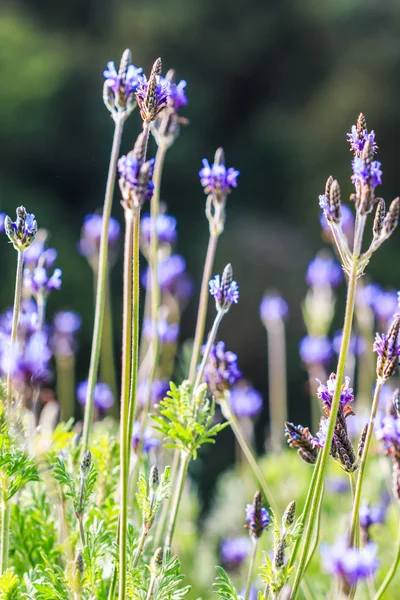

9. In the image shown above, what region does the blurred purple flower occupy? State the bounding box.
[132,422,160,453]
[2,332,52,388]
[79,213,121,259]
[142,254,186,291]
[306,256,342,288]
[0,212,6,233]
[317,373,354,411]
[326,477,350,494]
[140,213,177,246]
[229,384,263,418]
[199,158,239,197]
[321,540,378,586]
[299,335,332,365]
[77,381,114,411]
[359,503,386,530]
[333,331,366,356]
[24,267,62,296]
[259,295,288,324]
[52,311,82,357]
[137,379,169,407]
[142,318,179,344]
[220,537,250,570]
[320,203,354,235]
[352,157,382,189]
[374,290,398,323]
[103,61,143,97]
[375,413,400,450]
[203,341,242,396]
[347,125,377,155]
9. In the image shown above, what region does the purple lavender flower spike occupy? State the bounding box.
[77,381,114,411]
[299,335,332,366]
[316,373,354,411]
[333,331,366,357]
[373,316,400,382]
[220,537,250,570]
[140,213,177,246]
[103,61,143,97]
[3,332,52,390]
[52,311,82,357]
[199,158,239,199]
[118,154,155,207]
[103,50,142,117]
[351,157,382,190]
[24,267,62,296]
[320,202,354,235]
[142,318,179,344]
[4,206,37,251]
[229,384,263,418]
[347,124,377,156]
[209,264,239,313]
[135,58,172,123]
[259,294,288,325]
[132,421,160,453]
[245,491,270,538]
[203,341,242,397]
[142,254,186,292]
[321,539,378,590]
[79,213,120,261]
[167,78,188,112]
[306,256,342,288]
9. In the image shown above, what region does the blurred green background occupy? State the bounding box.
[1,0,400,473]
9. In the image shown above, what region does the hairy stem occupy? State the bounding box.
[118,209,134,600]
[244,538,258,600]
[221,399,279,515]
[188,232,219,382]
[164,452,190,548]
[132,528,148,570]
[6,249,24,410]
[265,319,287,452]
[81,117,124,452]
[349,381,383,546]
[0,496,10,575]
[100,273,119,415]
[291,215,366,599]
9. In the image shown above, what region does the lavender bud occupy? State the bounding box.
[373,198,386,238]
[80,450,92,477]
[328,180,342,224]
[149,466,159,492]
[282,501,296,528]
[5,206,38,251]
[119,49,132,78]
[357,113,367,133]
[285,422,319,464]
[274,539,285,569]
[103,50,142,118]
[150,547,163,576]
[245,490,270,539]
[373,316,400,382]
[136,58,171,124]
[209,264,239,313]
[325,175,333,200]
[358,424,368,459]
[214,147,225,166]
[382,197,400,239]
[75,552,84,576]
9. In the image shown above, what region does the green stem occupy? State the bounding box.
[164,452,190,548]
[56,354,75,422]
[81,117,124,453]
[265,319,287,452]
[374,522,400,600]
[349,470,360,549]
[188,232,219,382]
[118,209,134,600]
[6,249,24,409]
[348,381,383,547]
[153,450,179,548]
[132,528,148,570]
[291,215,366,599]
[0,496,10,575]
[126,211,141,472]
[78,516,86,548]
[145,575,157,600]
[244,538,258,600]
[304,484,324,573]
[193,311,224,393]
[289,453,321,569]
[221,398,279,515]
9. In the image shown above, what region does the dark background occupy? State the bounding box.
[1,0,400,497]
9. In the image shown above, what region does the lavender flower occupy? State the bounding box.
[4,206,37,251]
[52,311,82,357]
[285,422,319,464]
[316,373,354,412]
[306,256,342,288]
[375,413,400,450]
[326,477,350,494]
[24,267,62,296]
[103,50,142,117]
[199,156,239,201]
[373,316,400,382]
[166,77,188,112]
[352,157,382,190]
[203,341,242,397]
[142,254,186,292]
[142,318,179,344]
[373,289,398,323]
[259,294,288,325]
[209,264,239,313]
[359,503,386,530]
[320,203,353,235]
[220,537,250,570]
[347,120,377,157]
[136,58,171,123]
[2,332,52,390]
[0,212,5,233]
[137,379,169,407]
[299,335,332,365]
[118,151,155,208]
[140,213,177,246]
[78,213,120,261]
[229,384,263,418]
[321,540,378,589]
[77,381,114,411]
[132,422,160,453]
[245,491,270,538]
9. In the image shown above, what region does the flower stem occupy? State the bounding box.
[81,117,124,453]
[304,483,324,572]
[188,232,219,382]
[288,453,322,569]
[100,273,118,415]
[145,574,157,600]
[6,249,24,410]
[220,398,279,515]
[291,215,366,599]
[193,311,224,392]
[164,452,190,548]
[77,516,86,548]
[373,522,400,600]
[348,380,383,546]
[244,538,258,600]
[265,319,287,452]
[132,528,148,570]
[0,495,10,575]
[56,354,76,422]
[118,209,134,600]
[153,450,179,548]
